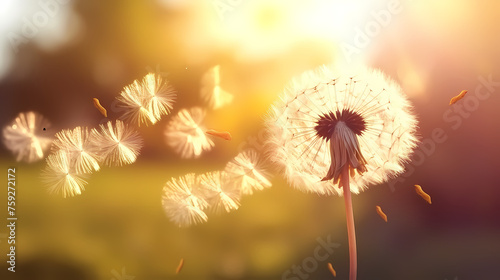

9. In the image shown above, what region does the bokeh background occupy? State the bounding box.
[1,0,500,279]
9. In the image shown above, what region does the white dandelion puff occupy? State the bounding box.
[41,151,88,198]
[200,65,233,109]
[161,173,208,227]
[116,73,176,126]
[265,65,418,196]
[116,80,157,126]
[91,120,143,166]
[2,111,53,163]
[164,107,214,159]
[199,171,241,213]
[264,64,418,280]
[142,73,176,120]
[51,126,101,174]
[225,149,272,195]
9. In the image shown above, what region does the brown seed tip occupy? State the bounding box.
[375,205,388,222]
[449,90,468,105]
[175,258,184,274]
[92,98,108,117]
[206,129,232,140]
[414,185,432,204]
[327,262,336,277]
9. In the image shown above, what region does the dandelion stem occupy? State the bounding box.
[342,166,357,280]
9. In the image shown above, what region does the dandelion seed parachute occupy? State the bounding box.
[161,173,209,227]
[142,73,176,119]
[2,111,53,163]
[164,107,214,159]
[198,171,241,213]
[225,149,272,195]
[116,73,176,126]
[265,65,418,196]
[41,151,88,198]
[52,126,101,174]
[200,65,233,109]
[90,120,143,166]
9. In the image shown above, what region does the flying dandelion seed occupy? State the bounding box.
[92,98,107,117]
[142,73,176,119]
[161,173,208,227]
[375,205,388,222]
[225,149,272,195]
[264,64,418,280]
[116,73,176,126]
[116,79,157,126]
[198,171,241,213]
[414,184,432,204]
[327,262,337,277]
[176,258,184,274]
[41,151,88,198]
[164,107,214,159]
[51,126,101,174]
[206,129,232,140]
[2,111,53,163]
[90,120,143,166]
[449,90,468,105]
[200,65,234,109]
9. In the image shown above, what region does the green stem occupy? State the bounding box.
[342,167,357,280]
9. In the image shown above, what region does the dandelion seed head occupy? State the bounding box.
[2,111,53,163]
[265,65,418,195]
[91,120,143,166]
[41,151,88,198]
[199,171,241,213]
[161,173,208,227]
[164,107,214,159]
[225,149,272,195]
[52,126,101,174]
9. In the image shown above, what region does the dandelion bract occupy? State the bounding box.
[164,107,214,159]
[265,65,418,196]
[2,111,53,163]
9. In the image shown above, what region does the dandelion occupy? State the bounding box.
[51,126,101,174]
[161,173,208,227]
[2,111,53,163]
[164,107,214,159]
[41,151,88,198]
[199,171,241,213]
[265,65,418,280]
[200,65,233,109]
[225,149,272,195]
[91,120,143,166]
[116,73,176,126]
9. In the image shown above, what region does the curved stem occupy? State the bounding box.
[342,167,357,280]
